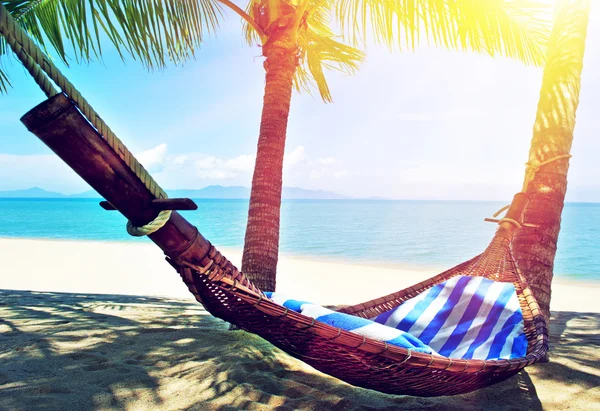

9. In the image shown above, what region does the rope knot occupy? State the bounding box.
[498,218,522,230]
[525,154,572,177]
[523,154,572,190]
[126,210,172,237]
[525,162,541,174]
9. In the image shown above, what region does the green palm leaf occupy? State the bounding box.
[0,35,10,92]
[0,0,224,93]
[335,0,552,66]
[296,0,364,102]
[241,0,551,103]
[1,0,553,97]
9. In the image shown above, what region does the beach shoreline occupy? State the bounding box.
[1,236,598,291]
[1,237,599,410]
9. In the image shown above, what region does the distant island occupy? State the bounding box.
[0,185,359,200]
[0,187,67,198]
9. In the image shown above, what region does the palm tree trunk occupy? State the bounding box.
[512,0,590,323]
[242,46,297,292]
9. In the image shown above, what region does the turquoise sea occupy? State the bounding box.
[0,198,598,283]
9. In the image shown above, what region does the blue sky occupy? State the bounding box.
[1,7,599,201]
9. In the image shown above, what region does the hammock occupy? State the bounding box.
[0,6,550,397]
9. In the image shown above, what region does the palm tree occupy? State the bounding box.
[1,0,551,293]
[513,0,591,323]
[238,0,552,292]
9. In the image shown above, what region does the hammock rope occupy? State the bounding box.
[0,6,167,201]
[126,210,173,236]
[498,217,522,229]
[488,153,572,226]
[1,28,57,97]
[493,204,510,218]
[523,154,572,191]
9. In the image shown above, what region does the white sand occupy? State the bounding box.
[1,238,597,311]
[0,238,598,410]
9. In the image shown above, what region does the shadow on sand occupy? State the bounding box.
[0,289,597,410]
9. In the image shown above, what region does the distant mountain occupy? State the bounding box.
[282,187,351,200]
[0,187,66,198]
[2,185,351,200]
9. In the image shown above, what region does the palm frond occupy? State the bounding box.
[297,32,364,102]
[0,0,224,93]
[334,0,552,66]
[296,0,364,102]
[335,0,399,47]
[240,0,364,102]
[447,0,551,65]
[242,0,263,46]
[0,35,8,92]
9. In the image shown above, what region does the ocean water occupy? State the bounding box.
[0,198,598,283]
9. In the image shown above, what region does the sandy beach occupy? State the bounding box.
[0,238,598,410]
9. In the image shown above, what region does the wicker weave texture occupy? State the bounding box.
[170,227,548,397]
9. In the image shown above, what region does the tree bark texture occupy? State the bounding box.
[513,0,590,322]
[242,45,297,292]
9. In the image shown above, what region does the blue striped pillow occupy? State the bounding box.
[374,276,527,360]
[265,293,435,354]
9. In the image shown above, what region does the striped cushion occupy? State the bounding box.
[374,276,527,360]
[266,293,435,354]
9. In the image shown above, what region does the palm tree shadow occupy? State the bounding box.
[0,289,596,410]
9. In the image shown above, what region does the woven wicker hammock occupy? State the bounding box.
[0,5,549,397]
[169,213,549,397]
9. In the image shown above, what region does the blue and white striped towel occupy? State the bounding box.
[373,276,527,360]
[265,292,435,354]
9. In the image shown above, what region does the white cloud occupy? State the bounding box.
[306,168,347,181]
[284,146,306,170]
[128,144,256,184]
[193,153,255,179]
[173,155,188,165]
[137,143,168,172]
[225,154,255,173]
[309,170,323,180]
[195,156,220,170]
[0,144,346,195]
[197,170,236,180]
[395,113,429,122]
[317,157,335,165]
[138,144,254,182]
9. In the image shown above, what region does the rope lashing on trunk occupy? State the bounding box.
[522,154,572,191]
[498,217,522,229]
[493,205,510,218]
[126,210,172,236]
[0,5,166,201]
[487,154,573,226]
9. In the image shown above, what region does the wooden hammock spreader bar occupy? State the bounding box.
[99,198,199,211]
[20,93,262,299]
